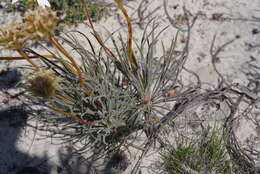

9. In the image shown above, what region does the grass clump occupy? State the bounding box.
[50,0,105,24]
[160,127,239,174]
[5,0,105,25]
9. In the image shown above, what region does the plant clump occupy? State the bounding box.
[0,7,58,50]
[24,6,59,40]
[0,22,30,50]
[0,1,258,173]
[5,0,105,25]
[27,69,61,99]
[161,128,238,174]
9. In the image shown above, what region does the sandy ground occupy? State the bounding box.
[0,0,260,173]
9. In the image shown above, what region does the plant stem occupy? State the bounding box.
[17,49,40,70]
[50,100,92,126]
[50,37,84,86]
[114,0,138,70]
[0,55,55,60]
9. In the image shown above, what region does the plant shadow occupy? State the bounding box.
[0,105,50,174]
[0,68,22,90]
[55,146,129,174]
[0,104,130,174]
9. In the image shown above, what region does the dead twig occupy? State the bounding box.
[210,34,235,87]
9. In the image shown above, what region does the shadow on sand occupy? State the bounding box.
[0,105,50,174]
[0,68,129,174]
[0,105,130,174]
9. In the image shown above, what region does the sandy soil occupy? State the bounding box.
[0,0,260,173]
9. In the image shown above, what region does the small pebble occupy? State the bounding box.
[252,28,259,35]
